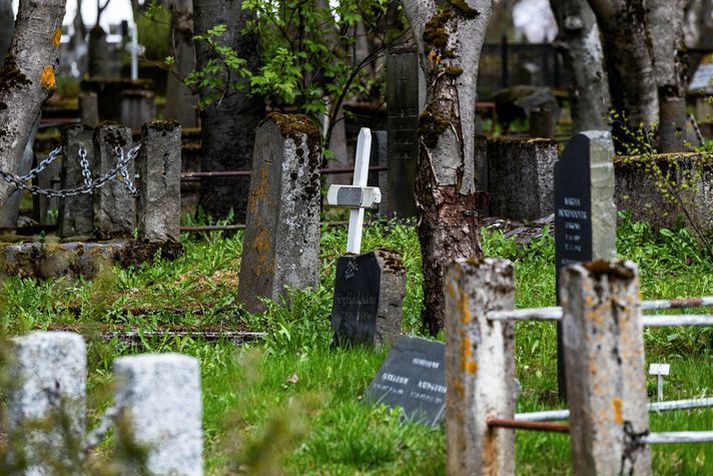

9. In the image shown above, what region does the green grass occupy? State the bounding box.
[1,213,711,474]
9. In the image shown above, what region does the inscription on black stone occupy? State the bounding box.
[554,134,593,295]
[365,335,446,427]
[331,253,380,347]
[336,187,363,207]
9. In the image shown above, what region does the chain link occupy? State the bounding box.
[15,145,64,182]
[0,143,142,198]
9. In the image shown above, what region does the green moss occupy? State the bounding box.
[418,109,450,148]
[267,112,320,138]
[423,9,453,49]
[144,120,181,133]
[445,66,463,77]
[448,0,479,19]
[0,54,32,94]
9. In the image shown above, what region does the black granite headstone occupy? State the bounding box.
[365,335,446,427]
[331,252,381,347]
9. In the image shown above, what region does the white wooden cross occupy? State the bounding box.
[327,128,381,255]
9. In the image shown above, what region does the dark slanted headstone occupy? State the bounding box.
[365,335,446,427]
[386,46,419,218]
[59,125,95,238]
[237,114,322,313]
[331,249,405,349]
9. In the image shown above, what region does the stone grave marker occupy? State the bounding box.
[365,335,446,427]
[688,54,713,94]
[237,114,321,313]
[60,125,96,238]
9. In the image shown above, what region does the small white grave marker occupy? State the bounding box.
[649,363,670,402]
[327,128,381,254]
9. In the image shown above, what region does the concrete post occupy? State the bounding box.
[60,125,96,238]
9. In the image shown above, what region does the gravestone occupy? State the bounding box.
[331,249,406,348]
[120,90,156,130]
[688,54,713,95]
[554,130,616,398]
[386,46,419,218]
[7,332,86,475]
[137,121,181,243]
[79,92,99,127]
[237,114,321,313]
[59,125,96,238]
[34,157,61,226]
[93,124,136,240]
[113,353,203,476]
[365,335,446,426]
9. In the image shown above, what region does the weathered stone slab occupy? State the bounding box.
[113,353,203,476]
[120,89,156,130]
[237,114,321,312]
[331,249,405,349]
[487,137,557,220]
[79,92,99,127]
[137,121,182,243]
[35,158,61,226]
[561,261,651,475]
[94,125,136,239]
[7,332,86,475]
[59,125,96,238]
[444,258,516,476]
[0,240,183,280]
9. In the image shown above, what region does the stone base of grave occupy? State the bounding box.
[0,240,183,280]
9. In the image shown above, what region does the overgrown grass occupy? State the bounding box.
[0,213,711,474]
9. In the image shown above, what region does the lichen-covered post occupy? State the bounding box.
[93,124,136,239]
[137,121,181,243]
[444,258,516,476]
[561,260,651,475]
[59,125,95,238]
[113,353,203,476]
[6,332,86,475]
[237,113,321,313]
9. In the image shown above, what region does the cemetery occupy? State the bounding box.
[0,0,712,474]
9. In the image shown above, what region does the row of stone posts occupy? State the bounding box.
[444,258,651,475]
[5,332,203,475]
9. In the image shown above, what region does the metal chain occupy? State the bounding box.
[16,145,63,182]
[0,143,142,198]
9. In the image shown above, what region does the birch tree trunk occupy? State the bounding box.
[587,0,658,152]
[550,0,610,132]
[0,0,67,209]
[649,0,688,152]
[402,0,494,335]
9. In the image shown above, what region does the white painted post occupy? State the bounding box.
[326,128,380,255]
[130,20,139,81]
[649,363,670,403]
[113,353,203,476]
[6,332,87,475]
[561,260,651,475]
[444,258,516,476]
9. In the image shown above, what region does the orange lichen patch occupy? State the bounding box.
[466,360,477,374]
[447,283,455,297]
[40,66,56,90]
[612,398,623,424]
[586,295,593,306]
[52,28,62,47]
[453,378,464,397]
[459,292,470,323]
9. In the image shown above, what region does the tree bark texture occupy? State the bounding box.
[194,0,264,222]
[649,0,688,152]
[402,0,493,335]
[0,0,67,209]
[0,0,14,69]
[165,0,198,128]
[550,0,610,132]
[587,0,658,152]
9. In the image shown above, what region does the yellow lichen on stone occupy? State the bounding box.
[466,360,477,374]
[40,66,56,90]
[612,398,623,424]
[459,292,470,323]
[52,28,62,47]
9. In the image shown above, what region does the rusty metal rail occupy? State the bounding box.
[181,165,386,179]
[180,220,349,232]
[486,418,570,433]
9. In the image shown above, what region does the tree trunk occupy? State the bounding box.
[194,0,264,222]
[165,0,198,128]
[550,0,610,132]
[402,0,493,335]
[0,0,14,68]
[0,0,67,209]
[587,0,658,153]
[649,0,688,152]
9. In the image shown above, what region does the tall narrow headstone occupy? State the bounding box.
[237,114,321,313]
[554,130,616,399]
[120,90,156,130]
[137,121,182,243]
[93,124,136,240]
[386,46,419,218]
[7,332,86,475]
[79,92,99,127]
[60,125,96,238]
[113,353,203,476]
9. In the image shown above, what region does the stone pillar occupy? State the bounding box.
[6,332,86,475]
[386,46,419,218]
[94,125,136,239]
[561,261,651,475]
[371,130,388,215]
[137,121,182,243]
[79,92,99,127]
[113,353,203,476]
[487,137,557,220]
[529,106,555,138]
[34,158,61,226]
[237,114,322,312]
[59,125,96,238]
[444,258,516,476]
[120,90,157,130]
